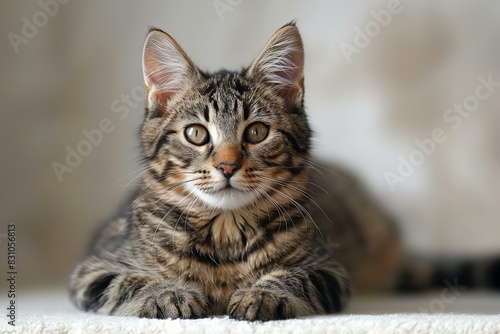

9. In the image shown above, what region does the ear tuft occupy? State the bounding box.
[247,25,304,101]
[142,29,197,109]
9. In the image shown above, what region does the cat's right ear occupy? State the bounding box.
[142,29,197,112]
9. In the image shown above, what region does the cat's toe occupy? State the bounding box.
[153,288,207,319]
[115,286,207,319]
[228,289,296,321]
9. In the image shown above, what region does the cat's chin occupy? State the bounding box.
[195,187,255,211]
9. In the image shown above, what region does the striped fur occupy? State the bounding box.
[69,23,352,321]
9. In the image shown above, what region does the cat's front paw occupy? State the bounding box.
[228,288,299,321]
[115,285,208,319]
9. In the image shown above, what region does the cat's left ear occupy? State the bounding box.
[142,29,198,111]
[246,23,304,106]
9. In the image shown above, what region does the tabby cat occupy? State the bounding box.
[69,23,402,321]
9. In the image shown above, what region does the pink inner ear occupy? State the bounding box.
[143,44,179,94]
[143,51,164,90]
[143,51,176,106]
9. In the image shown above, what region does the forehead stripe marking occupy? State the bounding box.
[203,105,210,122]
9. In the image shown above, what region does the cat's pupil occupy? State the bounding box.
[185,125,209,145]
[245,123,269,144]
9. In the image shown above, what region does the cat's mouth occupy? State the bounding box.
[220,185,242,194]
[223,182,235,190]
[216,183,244,196]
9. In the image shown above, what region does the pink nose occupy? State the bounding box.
[214,162,241,179]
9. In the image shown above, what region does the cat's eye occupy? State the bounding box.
[244,122,269,144]
[184,125,209,146]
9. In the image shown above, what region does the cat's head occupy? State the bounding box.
[140,23,311,211]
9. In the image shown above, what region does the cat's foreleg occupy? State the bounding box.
[227,264,350,321]
[69,255,208,319]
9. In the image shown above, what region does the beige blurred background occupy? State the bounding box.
[0,0,499,292]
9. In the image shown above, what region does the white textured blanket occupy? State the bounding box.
[2,291,499,333]
[3,313,500,334]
